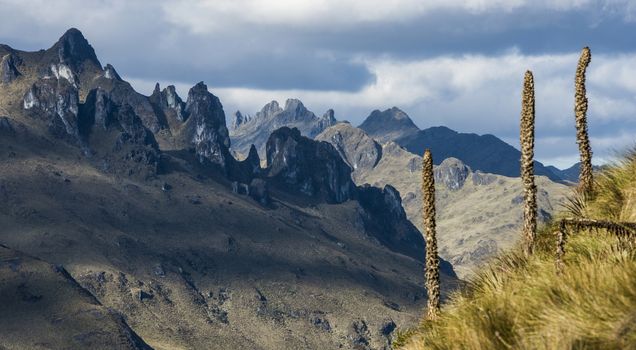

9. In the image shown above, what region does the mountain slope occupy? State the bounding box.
[356,109,563,182]
[396,126,563,182]
[397,149,636,349]
[0,244,152,350]
[546,162,603,183]
[317,123,569,277]
[0,28,459,350]
[358,107,419,143]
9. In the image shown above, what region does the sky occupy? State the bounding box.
[1,0,635,168]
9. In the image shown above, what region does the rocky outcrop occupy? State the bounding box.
[230,98,338,158]
[355,184,454,274]
[265,127,355,204]
[164,86,185,116]
[110,104,160,177]
[471,171,498,186]
[257,100,283,119]
[358,107,419,143]
[179,82,232,169]
[227,144,261,184]
[103,78,165,133]
[315,123,382,181]
[315,109,337,134]
[357,184,406,222]
[88,88,114,129]
[356,184,436,265]
[22,59,161,174]
[231,110,251,130]
[52,27,101,71]
[434,157,470,191]
[149,83,186,123]
[103,64,122,81]
[1,53,21,83]
[77,88,160,177]
[23,77,83,147]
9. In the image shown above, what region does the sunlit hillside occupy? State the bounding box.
[396,149,636,349]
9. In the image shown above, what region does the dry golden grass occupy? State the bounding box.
[396,148,636,350]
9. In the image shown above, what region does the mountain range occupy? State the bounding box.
[230,103,571,276]
[316,123,568,276]
[0,28,459,349]
[229,99,337,158]
[358,107,565,182]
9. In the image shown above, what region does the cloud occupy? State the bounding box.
[1,0,635,167]
[161,0,620,33]
[161,0,520,32]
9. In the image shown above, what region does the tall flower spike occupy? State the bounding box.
[422,149,440,320]
[520,70,537,256]
[575,47,593,196]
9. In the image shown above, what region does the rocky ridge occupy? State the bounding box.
[230,98,338,158]
[317,123,569,277]
[358,107,420,143]
[357,109,565,182]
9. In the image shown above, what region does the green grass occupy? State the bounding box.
[397,149,636,350]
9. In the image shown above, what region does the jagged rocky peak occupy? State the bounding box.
[151,82,161,97]
[249,98,316,124]
[313,108,338,134]
[113,103,160,150]
[265,127,355,203]
[434,157,471,191]
[226,143,262,185]
[103,64,122,80]
[278,98,316,123]
[78,87,160,177]
[182,81,231,168]
[471,170,497,186]
[256,100,283,119]
[245,144,260,168]
[321,109,336,123]
[231,110,251,130]
[283,98,311,119]
[358,106,420,143]
[355,183,441,263]
[229,98,339,160]
[1,53,21,83]
[149,83,187,124]
[315,122,381,175]
[164,85,184,110]
[52,28,101,69]
[165,85,186,121]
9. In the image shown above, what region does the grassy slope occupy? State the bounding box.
[397,150,636,350]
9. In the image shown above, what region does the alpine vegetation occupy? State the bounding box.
[520,70,537,256]
[575,47,594,196]
[422,149,440,320]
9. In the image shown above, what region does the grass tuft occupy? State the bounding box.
[396,148,636,350]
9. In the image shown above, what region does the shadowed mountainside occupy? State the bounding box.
[0,28,459,350]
